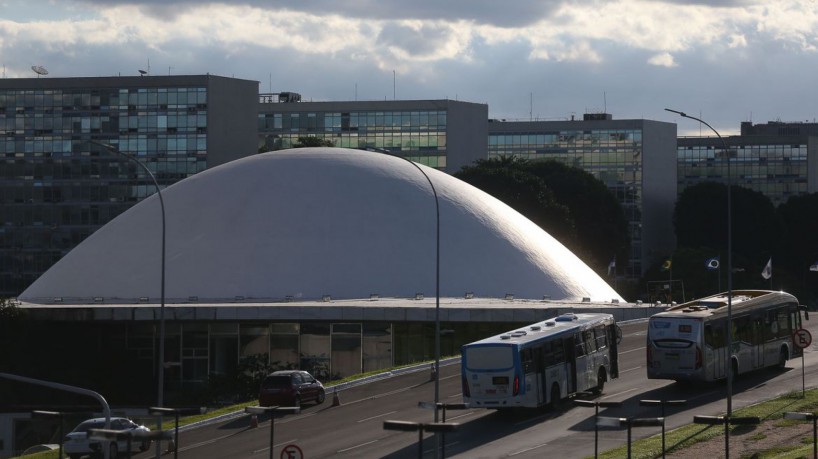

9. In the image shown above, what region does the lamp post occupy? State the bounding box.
[640,399,687,458]
[91,140,167,409]
[693,414,760,458]
[597,416,664,459]
[149,406,202,459]
[245,405,300,459]
[31,410,64,459]
[366,149,441,425]
[664,109,734,418]
[575,398,623,459]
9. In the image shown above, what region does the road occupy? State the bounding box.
[132,318,818,458]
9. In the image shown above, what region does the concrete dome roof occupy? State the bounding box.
[20,148,622,303]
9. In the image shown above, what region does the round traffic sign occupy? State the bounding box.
[793,328,812,349]
[281,444,304,459]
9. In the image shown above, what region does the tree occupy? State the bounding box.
[674,182,778,261]
[777,192,818,306]
[525,160,630,271]
[455,156,629,275]
[455,157,577,248]
[293,136,334,148]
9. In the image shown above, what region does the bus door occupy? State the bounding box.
[564,336,577,393]
[704,322,726,379]
[752,316,764,369]
[574,332,590,391]
[522,347,544,406]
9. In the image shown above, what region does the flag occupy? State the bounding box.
[761,258,772,280]
[661,259,672,272]
[705,257,720,270]
[607,258,616,276]
[810,261,818,272]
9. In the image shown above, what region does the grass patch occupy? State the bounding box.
[590,388,818,459]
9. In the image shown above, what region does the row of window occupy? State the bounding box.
[703,305,798,348]
[259,111,448,131]
[0,87,207,109]
[489,130,642,146]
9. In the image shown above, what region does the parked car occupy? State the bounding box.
[64,417,151,459]
[259,370,326,407]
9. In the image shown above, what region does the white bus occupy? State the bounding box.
[461,313,620,409]
[647,290,809,382]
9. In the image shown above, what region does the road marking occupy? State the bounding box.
[513,412,555,427]
[602,387,640,399]
[446,411,476,421]
[251,438,298,454]
[336,439,380,453]
[357,410,398,423]
[509,442,550,456]
[620,346,646,355]
[620,366,643,374]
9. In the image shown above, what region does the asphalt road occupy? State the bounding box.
[131,318,818,459]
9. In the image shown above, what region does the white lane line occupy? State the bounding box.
[620,366,643,374]
[357,410,398,423]
[513,412,554,427]
[251,439,298,454]
[602,387,640,399]
[446,411,477,421]
[336,439,380,453]
[509,442,550,456]
[620,346,646,355]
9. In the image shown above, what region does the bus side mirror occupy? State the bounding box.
[800,305,809,321]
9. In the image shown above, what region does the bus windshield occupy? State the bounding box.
[464,345,513,370]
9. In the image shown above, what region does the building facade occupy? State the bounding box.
[486,114,678,277]
[257,96,488,173]
[0,75,259,297]
[677,120,818,206]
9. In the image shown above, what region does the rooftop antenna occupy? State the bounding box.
[138,69,148,76]
[603,91,607,113]
[31,65,48,78]
[530,92,533,121]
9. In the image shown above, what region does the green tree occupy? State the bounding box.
[293,136,335,148]
[526,160,630,271]
[455,156,629,275]
[674,182,778,261]
[455,157,577,249]
[777,192,818,306]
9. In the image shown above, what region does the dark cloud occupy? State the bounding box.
[77,0,562,27]
[377,24,456,57]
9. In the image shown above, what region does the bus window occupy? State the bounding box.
[594,326,608,350]
[777,309,790,338]
[543,339,565,367]
[705,321,726,348]
[521,348,534,373]
[583,330,597,353]
[574,333,586,357]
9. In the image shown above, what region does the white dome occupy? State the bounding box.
[20,148,622,303]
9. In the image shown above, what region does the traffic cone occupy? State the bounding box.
[249,414,259,428]
[332,388,341,407]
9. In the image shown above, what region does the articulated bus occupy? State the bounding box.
[461,313,620,409]
[647,290,809,382]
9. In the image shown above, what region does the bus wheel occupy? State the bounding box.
[778,347,789,370]
[592,367,606,395]
[730,359,739,380]
[550,383,562,410]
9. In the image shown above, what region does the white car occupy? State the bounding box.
[64,417,151,459]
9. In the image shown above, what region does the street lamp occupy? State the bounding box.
[245,405,300,459]
[90,140,167,410]
[597,416,664,459]
[149,406,203,459]
[383,420,459,459]
[31,410,64,459]
[366,148,441,424]
[640,399,687,458]
[575,398,623,459]
[694,414,760,458]
[664,109,734,418]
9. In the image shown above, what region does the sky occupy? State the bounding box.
[2,0,818,135]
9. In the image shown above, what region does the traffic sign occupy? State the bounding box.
[281,444,303,459]
[793,328,812,349]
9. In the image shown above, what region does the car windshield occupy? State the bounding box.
[262,376,291,388]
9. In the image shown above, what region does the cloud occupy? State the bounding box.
[648,52,677,67]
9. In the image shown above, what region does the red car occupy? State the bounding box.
[259,370,326,407]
